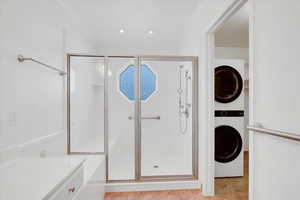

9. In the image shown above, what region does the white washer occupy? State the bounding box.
[215,59,245,110]
[215,111,244,177]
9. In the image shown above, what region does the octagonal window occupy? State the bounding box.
[119,64,156,101]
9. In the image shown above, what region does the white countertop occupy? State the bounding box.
[0,157,85,200]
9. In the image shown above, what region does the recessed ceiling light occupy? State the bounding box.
[119,29,125,34]
[148,30,153,34]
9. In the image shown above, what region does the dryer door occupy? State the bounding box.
[215,65,243,103]
[215,125,242,163]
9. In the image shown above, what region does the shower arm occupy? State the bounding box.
[17,55,67,76]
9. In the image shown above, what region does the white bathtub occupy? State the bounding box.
[0,155,105,200]
[71,155,106,200]
[0,157,85,200]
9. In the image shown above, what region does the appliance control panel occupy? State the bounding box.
[215,110,244,117]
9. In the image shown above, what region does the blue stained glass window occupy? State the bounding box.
[119,65,135,101]
[119,64,156,101]
[140,65,156,100]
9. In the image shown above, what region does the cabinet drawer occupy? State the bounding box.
[49,166,83,200]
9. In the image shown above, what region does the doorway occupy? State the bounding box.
[202,0,252,198]
[213,2,250,199]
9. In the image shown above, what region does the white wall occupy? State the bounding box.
[252,0,300,199]
[215,3,249,48]
[0,0,96,162]
[215,47,249,151]
[0,0,65,150]
[215,47,249,62]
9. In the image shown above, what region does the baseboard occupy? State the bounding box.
[106,180,201,192]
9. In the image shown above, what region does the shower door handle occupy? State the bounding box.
[142,116,161,120]
[128,116,161,120]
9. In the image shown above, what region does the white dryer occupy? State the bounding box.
[214,59,245,177]
[215,59,245,110]
[215,110,244,177]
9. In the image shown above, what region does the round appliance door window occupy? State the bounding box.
[215,125,242,163]
[215,65,243,103]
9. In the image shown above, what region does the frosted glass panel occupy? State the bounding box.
[140,60,193,176]
[108,58,136,180]
[69,56,105,153]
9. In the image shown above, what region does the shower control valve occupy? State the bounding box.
[177,88,183,94]
[181,108,190,118]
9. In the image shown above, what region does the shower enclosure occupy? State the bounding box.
[67,54,198,182]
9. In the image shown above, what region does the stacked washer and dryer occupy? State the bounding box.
[214,59,245,178]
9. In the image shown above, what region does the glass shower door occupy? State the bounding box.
[139,57,197,179]
[107,57,137,181]
[68,55,105,154]
[68,55,198,181]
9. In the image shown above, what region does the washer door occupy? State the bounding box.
[215,125,242,163]
[215,65,243,103]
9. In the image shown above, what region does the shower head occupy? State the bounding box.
[179,65,184,69]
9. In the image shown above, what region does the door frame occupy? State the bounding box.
[66,53,107,155]
[202,0,254,198]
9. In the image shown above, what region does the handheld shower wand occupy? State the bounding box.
[178,65,191,134]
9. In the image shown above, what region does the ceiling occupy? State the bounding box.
[58,0,236,53]
[215,3,249,48]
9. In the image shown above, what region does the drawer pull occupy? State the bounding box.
[68,187,76,193]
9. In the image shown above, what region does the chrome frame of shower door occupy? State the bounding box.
[67,54,107,155]
[137,56,199,181]
[67,54,198,183]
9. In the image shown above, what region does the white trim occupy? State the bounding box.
[248,0,255,199]
[203,0,250,197]
[201,33,215,196]
[106,180,201,192]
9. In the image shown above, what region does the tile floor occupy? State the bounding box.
[104,153,249,200]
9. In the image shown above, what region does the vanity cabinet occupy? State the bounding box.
[48,166,83,200]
